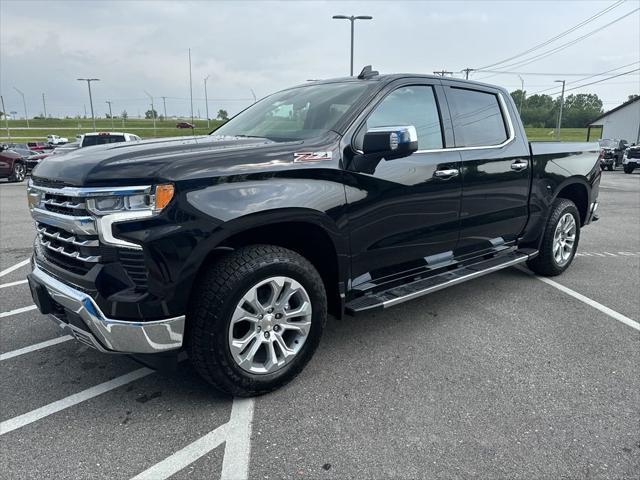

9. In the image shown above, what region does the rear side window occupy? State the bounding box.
[447,88,508,147]
[355,85,443,151]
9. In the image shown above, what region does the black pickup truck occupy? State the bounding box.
[27,68,601,396]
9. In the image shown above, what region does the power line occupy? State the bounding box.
[475,0,625,71]
[477,7,639,79]
[527,61,640,95]
[541,68,640,96]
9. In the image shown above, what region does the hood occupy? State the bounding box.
[31,134,334,186]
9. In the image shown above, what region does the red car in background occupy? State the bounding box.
[176,122,195,129]
[0,145,27,182]
[27,141,51,151]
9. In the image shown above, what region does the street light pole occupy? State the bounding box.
[77,78,100,131]
[13,87,29,128]
[204,75,210,129]
[332,15,373,76]
[144,91,157,137]
[518,75,525,114]
[42,93,48,118]
[105,100,114,129]
[554,79,566,140]
[161,96,168,119]
[0,95,10,140]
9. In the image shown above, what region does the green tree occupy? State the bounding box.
[517,93,555,127]
[510,89,526,114]
[145,109,158,119]
[561,94,603,127]
[216,109,229,121]
[121,110,128,120]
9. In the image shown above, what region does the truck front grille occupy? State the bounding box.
[30,183,149,290]
[37,223,101,275]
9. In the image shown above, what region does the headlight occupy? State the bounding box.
[87,184,174,216]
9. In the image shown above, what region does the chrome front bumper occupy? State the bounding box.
[29,265,185,354]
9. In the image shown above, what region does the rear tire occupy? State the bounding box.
[527,198,581,276]
[624,165,634,174]
[8,162,26,182]
[607,164,613,171]
[188,244,327,396]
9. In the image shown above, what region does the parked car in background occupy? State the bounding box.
[0,144,26,182]
[26,151,52,173]
[599,138,628,170]
[80,132,141,147]
[623,143,639,174]
[27,141,52,151]
[47,135,69,145]
[51,142,81,156]
[176,122,195,129]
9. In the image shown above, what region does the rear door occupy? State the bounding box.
[344,80,463,285]
[442,83,531,256]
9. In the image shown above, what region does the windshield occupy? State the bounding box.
[211,82,370,141]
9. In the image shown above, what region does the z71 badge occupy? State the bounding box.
[293,151,333,162]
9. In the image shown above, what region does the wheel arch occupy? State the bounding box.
[553,179,590,226]
[192,209,349,319]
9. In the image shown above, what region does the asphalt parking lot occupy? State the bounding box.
[1,171,639,479]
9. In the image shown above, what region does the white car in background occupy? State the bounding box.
[47,134,68,145]
[80,132,141,147]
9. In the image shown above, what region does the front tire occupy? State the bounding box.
[188,245,327,396]
[624,165,635,174]
[527,198,581,276]
[8,162,26,182]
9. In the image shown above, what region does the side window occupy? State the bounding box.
[355,85,443,151]
[446,88,509,147]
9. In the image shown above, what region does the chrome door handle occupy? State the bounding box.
[434,168,459,178]
[511,160,528,171]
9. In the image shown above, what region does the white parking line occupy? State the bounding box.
[221,398,255,480]
[516,266,640,332]
[0,259,30,277]
[0,336,73,361]
[0,367,153,435]
[0,305,37,319]
[130,397,255,480]
[0,279,28,289]
[131,424,229,480]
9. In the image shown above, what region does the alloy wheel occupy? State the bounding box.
[228,276,312,374]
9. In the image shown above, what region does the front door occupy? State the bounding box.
[344,82,462,286]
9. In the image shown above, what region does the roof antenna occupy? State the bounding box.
[357,65,378,80]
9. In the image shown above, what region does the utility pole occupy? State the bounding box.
[332,15,373,76]
[105,100,114,129]
[204,75,210,129]
[42,93,47,118]
[13,87,29,128]
[518,75,525,114]
[554,79,566,140]
[77,78,100,131]
[188,48,194,125]
[0,95,10,140]
[161,96,167,119]
[144,91,157,137]
[462,68,474,80]
[433,70,453,77]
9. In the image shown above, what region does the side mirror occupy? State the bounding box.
[349,126,418,174]
[362,126,418,158]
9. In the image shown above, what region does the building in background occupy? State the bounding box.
[587,97,640,143]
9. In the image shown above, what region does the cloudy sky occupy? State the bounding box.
[1,0,638,119]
